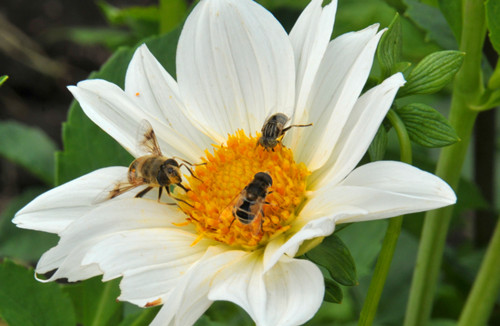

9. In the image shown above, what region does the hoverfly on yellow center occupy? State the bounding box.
[181,115,311,249]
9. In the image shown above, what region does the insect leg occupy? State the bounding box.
[176,182,191,192]
[135,186,153,198]
[157,187,163,201]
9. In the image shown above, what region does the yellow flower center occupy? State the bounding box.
[181,130,309,249]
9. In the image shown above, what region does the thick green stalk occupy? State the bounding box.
[458,216,500,326]
[358,110,411,326]
[403,1,485,325]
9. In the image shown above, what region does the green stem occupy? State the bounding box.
[403,1,485,325]
[358,110,411,326]
[458,216,500,326]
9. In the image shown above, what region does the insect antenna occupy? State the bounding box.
[281,122,313,133]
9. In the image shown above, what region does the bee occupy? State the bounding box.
[228,172,273,229]
[108,120,196,204]
[258,113,312,150]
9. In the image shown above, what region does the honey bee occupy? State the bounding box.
[108,120,195,204]
[228,172,273,229]
[258,113,312,150]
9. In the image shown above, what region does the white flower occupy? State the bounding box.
[13,0,456,325]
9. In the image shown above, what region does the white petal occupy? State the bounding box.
[83,229,211,283]
[36,198,189,282]
[263,207,366,272]
[309,73,406,188]
[292,25,383,170]
[13,167,127,234]
[289,0,337,124]
[150,248,247,326]
[68,80,205,162]
[333,161,456,223]
[177,0,295,138]
[125,44,216,150]
[209,253,324,326]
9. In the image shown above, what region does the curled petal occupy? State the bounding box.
[263,207,366,272]
[209,253,324,326]
[334,161,457,223]
[150,248,247,326]
[309,73,406,188]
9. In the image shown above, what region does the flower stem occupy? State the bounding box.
[357,109,411,326]
[403,1,486,325]
[457,216,500,326]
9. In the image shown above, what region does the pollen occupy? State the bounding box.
[180,130,309,249]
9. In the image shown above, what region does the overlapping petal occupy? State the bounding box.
[13,1,459,326]
[150,248,247,326]
[124,44,215,150]
[177,0,295,139]
[68,79,205,162]
[263,160,456,272]
[292,25,383,170]
[209,253,324,326]
[36,198,189,282]
[309,72,406,188]
[289,0,337,123]
[13,167,127,234]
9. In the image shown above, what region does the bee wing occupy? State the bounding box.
[93,181,137,204]
[137,120,162,156]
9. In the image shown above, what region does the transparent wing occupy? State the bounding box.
[136,119,162,156]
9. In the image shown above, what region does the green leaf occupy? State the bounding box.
[486,0,500,54]
[202,301,253,325]
[0,187,58,261]
[377,13,403,79]
[63,277,123,326]
[98,1,159,26]
[56,28,181,185]
[324,278,343,304]
[396,103,459,147]
[488,58,500,90]
[0,260,76,326]
[398,50,464,97]
[438,0,462,43]
[0,120,57,185]
[403,0,457,50]
[337,220,387,279]
[368,124,388,161]
[60,27,134,49]
[428,319,457,326]
[0,75,8,86]
[118,306,160,326]
[194,315,229,326]
[159,0,188,34]
[96,1,159,42]
[305,234,357,286]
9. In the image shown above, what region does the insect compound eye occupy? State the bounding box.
[167,167,175,175]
